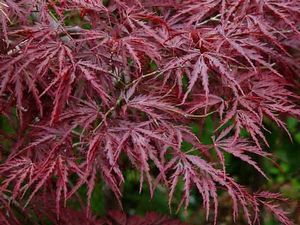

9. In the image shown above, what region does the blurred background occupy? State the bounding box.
[86,116,300,225]
[0,71,299,224]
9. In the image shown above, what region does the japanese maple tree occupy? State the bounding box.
[0,0,299,224]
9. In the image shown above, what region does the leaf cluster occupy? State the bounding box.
[0,0,299,224]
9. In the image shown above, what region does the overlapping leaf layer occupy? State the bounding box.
[0,1,299,224]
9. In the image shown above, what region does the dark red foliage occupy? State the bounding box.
[0,0,299,224]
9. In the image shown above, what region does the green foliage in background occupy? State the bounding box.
[84,116,300,225]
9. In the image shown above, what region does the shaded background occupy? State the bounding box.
[1,2,299,223]
[1,106,299,225]
[82,116,300,225]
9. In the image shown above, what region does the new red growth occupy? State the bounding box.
[0,1,299,224]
